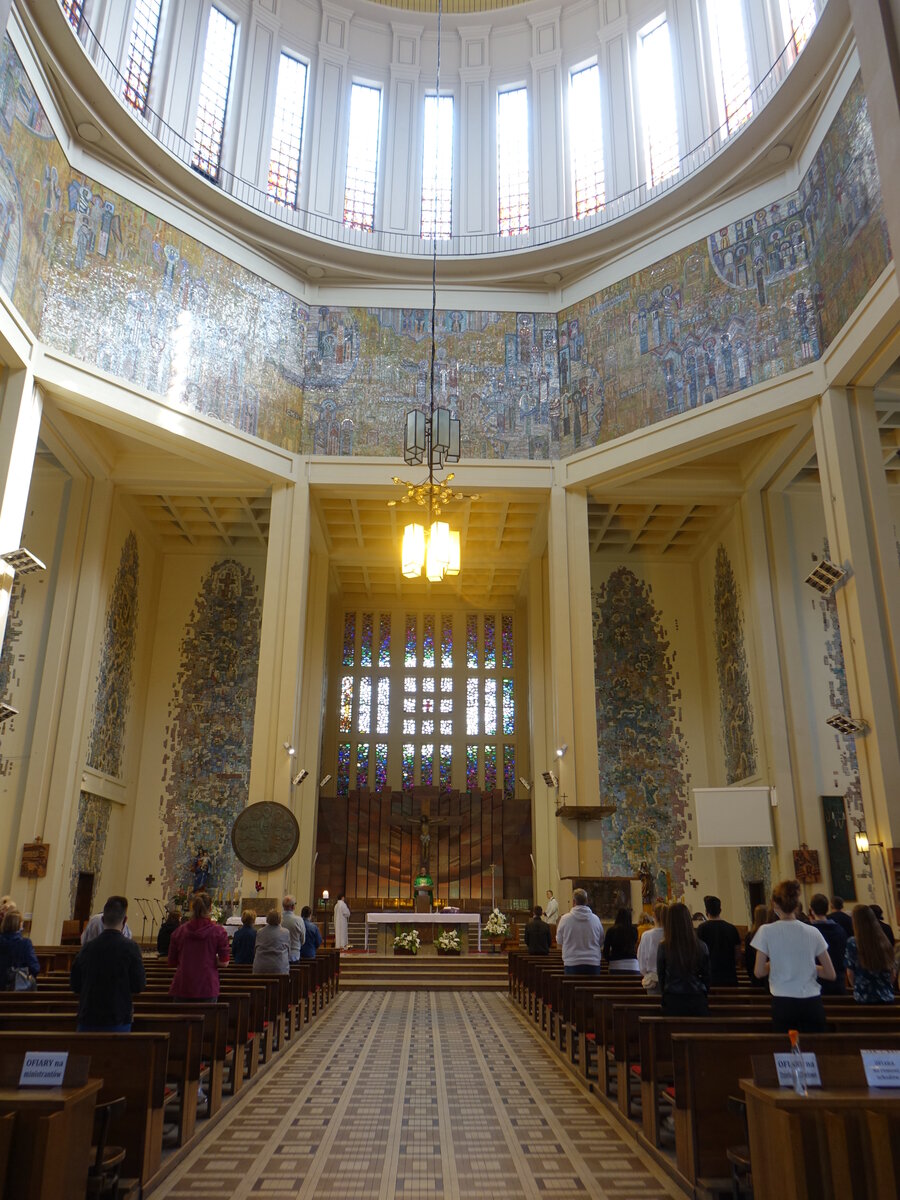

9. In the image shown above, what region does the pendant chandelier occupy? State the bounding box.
[389,0,472,583]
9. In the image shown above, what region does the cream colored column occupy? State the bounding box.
[0,367,40,650]
[527,551,558,902]
[243,477,312,905]
[25,479,114,942]
[812,387,900,914]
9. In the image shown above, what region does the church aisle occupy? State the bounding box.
[151,991,681,1200]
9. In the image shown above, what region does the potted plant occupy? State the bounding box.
[435,927,461,956]
[484,907,510,951]
[393,928,421,956]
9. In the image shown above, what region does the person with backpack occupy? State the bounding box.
[0,909,40,990]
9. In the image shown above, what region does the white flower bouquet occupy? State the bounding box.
[484,907,510,938]
[435,927,461,952]
[393,928,421,953]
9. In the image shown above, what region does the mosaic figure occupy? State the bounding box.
[0,577,25,779]
[68,790,111,914]
[713,546,757,785]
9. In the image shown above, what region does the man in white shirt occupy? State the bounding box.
[334,894,351,951]
[544,890,560,926]
[281,894,306,962]
[81,895,133,944]
[555,889,604,975]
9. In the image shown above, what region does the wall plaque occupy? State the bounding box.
[19,841,49,878]
[231,802,300,871]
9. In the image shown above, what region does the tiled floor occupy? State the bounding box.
[151,991,681,1199]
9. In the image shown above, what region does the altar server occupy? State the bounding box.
[334,894,351,951]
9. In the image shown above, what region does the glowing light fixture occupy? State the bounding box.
[854,830,870,855]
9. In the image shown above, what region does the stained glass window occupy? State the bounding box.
[361,612,373,666]
[339,676,353,733]
[440,719,452,735]
[779,0,817,57]
[344,83,381,231]
[191,7,236,183]
[570,64,605,218]
[484,678,497,736]
[466,745,478,791]
[707,0,752,136]
[484,744,497,791]
[422,720,434,736]
[337,743,351,796]
[423,676,435,693]
[405,615,417,667]
[503,745,515,799]
[376,678,390,734]
[440,744,452,791]
[62,1,84,32]
[467,615,478,667]
[441,676,452,693]
[484,615,496,669]
[423,614,435,668]
[467,678,479,735]
[422,94,453,239]
[379,614,391,666]
[441,614,453,668]
[342,612,355,665]
[497,87,529,236]
[402,744,415,790]
[405,676,417,693]
[124,0,164,114]
[357,676,371,734]
[502,679,515,735]
[440,698,452,712]
[357,742,370,789]
[403,719,416,735]
[374,743,388,791]
[637,15,679,187]
[421,744,434,786]
[403,697,415,714]
[267,53,308,206]
[501,614,514,668]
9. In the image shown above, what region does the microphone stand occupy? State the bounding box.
[145,899,159,947]
[134,897,150,946]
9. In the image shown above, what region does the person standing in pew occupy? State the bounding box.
[524,906,552,955]
[657,903,710,1016]
[845,904,897,1004]
[744,904,773,987]
[70,896,145,1031]
[696,895,740,987]
[602,908,641,973]
[168,891,230,1000]
[253,910,291,975]
[555,889,603,975]
[0,909,40,989]
[869,904,896,947]
[81,896,133,944]
[637,902,667,979]
[231,909,258,965]
[828,896,854,939]
[751,879,835,1032]
[300,906,323,958]
[281,895,306,963]
[156,902,181,957]
[808,893,847,994]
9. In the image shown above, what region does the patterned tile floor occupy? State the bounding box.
[151,992,681,1200]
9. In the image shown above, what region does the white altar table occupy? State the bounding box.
[364,911,482,952]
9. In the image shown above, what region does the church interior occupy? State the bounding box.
[1,0,899,1194]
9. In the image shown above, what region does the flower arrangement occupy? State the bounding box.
[210,901,225,924]
[435,927,461,952]
[393,928,421,954]
[484,907,510,938]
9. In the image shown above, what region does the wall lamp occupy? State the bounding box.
[853,825,893,912]
[556,744,568,759]
[319,774,333,788]
[282,741,296,756]
[291,769,309,787]
[0,701,18,723]
[542,770,558,789]
[518,777,532,791]
[0,548,46,575]
[804,559,846,594]
[826,713,869,736]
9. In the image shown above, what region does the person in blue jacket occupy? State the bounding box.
[0,909,40,987]
[300,906,323,958]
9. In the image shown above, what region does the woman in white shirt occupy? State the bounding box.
[637,902,667,977]
[751,879,835,1032]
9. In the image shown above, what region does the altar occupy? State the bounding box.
[365,911,482,953]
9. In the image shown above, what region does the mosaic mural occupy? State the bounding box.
[0,38,890,463]
[592,568,689,898]
[0,578,25,780]
[68,790,111,914]
[85,532,139,778]
[713,546,758,784]
[159,560,262,896]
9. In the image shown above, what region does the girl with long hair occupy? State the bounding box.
[602,907,640,973]
[744,903,771,986]
[657,903,710,1016]
[846,904,896,1004]
[751,880,835,1032]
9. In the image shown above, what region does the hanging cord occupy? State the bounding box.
[427,0,443,523]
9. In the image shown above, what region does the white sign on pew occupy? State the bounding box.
[861,1050,900,1088]
[773,1052,821,1088]
[19,1050,68,1088]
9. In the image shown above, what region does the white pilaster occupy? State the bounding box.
[383,24,423,234]
[233,6,279,191]
[597,11,636,200]
[528,8,564,227]
[307,3,353,222]
[0,367,40,650]
[458,26,491,236]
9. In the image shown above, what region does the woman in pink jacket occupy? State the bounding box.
[168,892,230,999]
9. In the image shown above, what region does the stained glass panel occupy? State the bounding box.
[503,744,515,799]
[422,698,434,714]
[402,744,415,790]
[357,676,371,734]
[466,744,478,791]
[501,614,514,668]
[422,720,434,736]
[484,615,496,669]
[339,676,353,733]
[379,614,391,666]
[421,744,434,786]
[423,613,435,668]
[403,719,415,735]
[361,612,373,666]
[440,719,452,735]
[357,742,370,789]
[440,677,452,692]
[440,698,452,712]
[502,678,515,735]
[484,678,497,736]
[342,613,355,666]
[405,615,417,667]
[466,678,479,735]
[439,744,452,791]
[337,743,351,796]
[484,744,497,791]
[376,677,390,734]
[403,697,415,713]
[374,743,388,791]
[423,677,435,693]
[467,614,478,667]
[404,676,417,693]
[441,614,453,667]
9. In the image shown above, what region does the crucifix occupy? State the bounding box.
[389,792,462,875]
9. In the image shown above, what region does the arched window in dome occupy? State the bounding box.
[421,94,453,240]
[706,0,752,137]
[344,83,382,232]
[778,0,818,59]
[268,53,308,208]
[61,0,84,34]
[191,6,236,184]
[637,14,680,188]
[497,87,529,237]
[569,63,605,219]
[124,0,163,114]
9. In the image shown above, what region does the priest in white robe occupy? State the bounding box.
[334,894,350,951]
